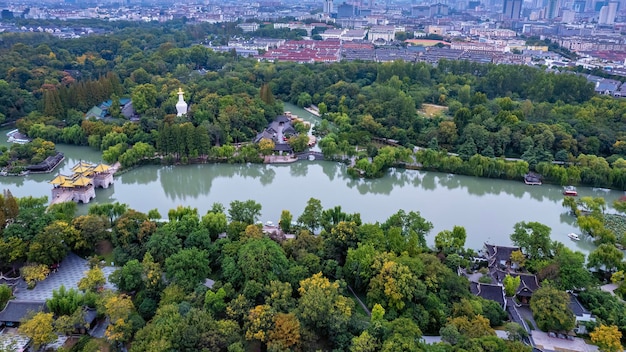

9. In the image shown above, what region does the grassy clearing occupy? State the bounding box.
[418,103,449,118]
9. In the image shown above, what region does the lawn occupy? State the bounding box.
[418,103,449,118]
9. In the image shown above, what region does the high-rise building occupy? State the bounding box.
[562,9,576,21]
[503,0,523,19]
[323,0,334,14]
[337,3,355,18]
[573,0,586,12]
[598,1,617,23]
[546,0,561,18]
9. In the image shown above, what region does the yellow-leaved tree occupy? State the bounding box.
[19,312,56,349]
[590,325,623,352]
[78,266,106,292]
[20,264,49,288]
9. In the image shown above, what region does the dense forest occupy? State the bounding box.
[1,192,625,351]
[0,21,626,187]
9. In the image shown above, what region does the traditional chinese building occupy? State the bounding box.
[49,161,114,204]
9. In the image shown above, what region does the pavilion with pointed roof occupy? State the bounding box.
[49,161,115,204]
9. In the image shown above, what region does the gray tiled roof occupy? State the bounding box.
[568,292,591,317]
[0,300,46,324]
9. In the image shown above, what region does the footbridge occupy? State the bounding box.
[296,151,325,161]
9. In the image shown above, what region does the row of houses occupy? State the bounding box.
[468,243,595,336]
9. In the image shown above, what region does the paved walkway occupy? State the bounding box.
[14,253,116,301]
[532,331,598,352]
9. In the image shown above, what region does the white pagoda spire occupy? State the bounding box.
[176,88,188,117]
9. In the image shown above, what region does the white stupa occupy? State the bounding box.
[176,88,188,117]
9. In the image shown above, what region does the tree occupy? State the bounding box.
[550,246,593,291]
[46,285,84,316]
[590,325,623,352]
[510,250,526,269]
[131,84,158,114]
[141,253,163,293]
[145,227,182,264]
[165,248,210,292]
[447,315,494,339]
[228,200,262,225]
[298,198,323,233]
[503,274,521,297]
[78,267,106,292]
[530,285,575,332]
[0,284,12,311]
[588,244,624,273]
[20,264,50,288]
[19,312,56,349]
[72,215,109,248]
[109,259,143,293]
[367,260,418,312]
[505,322,528,342]
[279,210,292,233]
[202,211,228,241]
[350,331,379,352]
[237,238,289,286]
[27,221,72,265]
[258,138,275,156]
[440,324,462,345]
[245,304,275,344]
[205,287,227,316]
[297,273,353,338]
[510,221,554,261]
[434,226,466,254]
[102,293,136,344]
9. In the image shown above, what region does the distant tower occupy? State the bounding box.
[504,0,523,19]
[176,88,188,117]
[598,2,616,23]
[546,0,561,18]
[324,0,334,14]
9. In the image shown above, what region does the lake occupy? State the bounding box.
[1,107,622,255]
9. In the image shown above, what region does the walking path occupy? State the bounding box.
[347,285,371,317]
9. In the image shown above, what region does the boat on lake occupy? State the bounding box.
[563,186,578,196]
[524,172,542,185]
[568,233,580,241]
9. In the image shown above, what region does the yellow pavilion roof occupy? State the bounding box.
[49,175,68,185]
[72,175,92,187]
[61,180,75,188]
[50,161,111,188]
[92,163,110,173]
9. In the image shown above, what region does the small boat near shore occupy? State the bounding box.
[568,233,580,241]
[563,186,578,196]
[524,172,542,185]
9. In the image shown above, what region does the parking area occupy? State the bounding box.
[532,331,598,352]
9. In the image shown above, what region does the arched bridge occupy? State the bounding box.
[296,151,325,161]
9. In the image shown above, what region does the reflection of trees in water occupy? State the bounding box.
[346,169,413,195]
[290,161,308,178]
[154,163,277,201]
[120,165,160,185]
[321,161,339,181]
[559,212,577,226]
[92,186,117,205]
[1,176,26,187]
[421,173,437,191]
[437,174,462,191]
[258,167,276,186]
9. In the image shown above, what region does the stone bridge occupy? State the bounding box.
[296,151,325,161]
